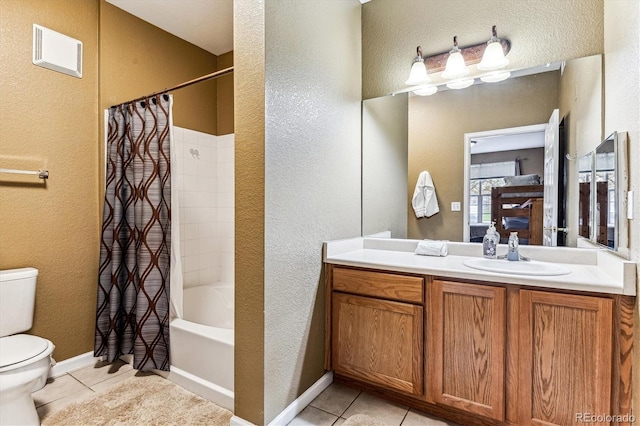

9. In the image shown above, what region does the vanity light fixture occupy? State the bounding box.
[480,71,511,83]
[446,78,474,90]
[401,26,512,96]
[478,26,509,71]
[441,36,469,79]
[405,46,432,85]
[412,85,438,96]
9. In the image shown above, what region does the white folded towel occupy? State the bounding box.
[415,239,448,257]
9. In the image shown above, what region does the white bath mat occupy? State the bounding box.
[41,373,233,425]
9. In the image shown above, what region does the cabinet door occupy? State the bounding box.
[332,292,423,395]
[519,290,613,426]
[428,280,506,421]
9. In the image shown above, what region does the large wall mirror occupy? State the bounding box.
[362,54,604,248]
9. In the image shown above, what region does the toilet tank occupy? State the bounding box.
[0,268,38,337]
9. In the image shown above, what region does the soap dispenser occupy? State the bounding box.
[507,232,519,261]
[482,221,499,259]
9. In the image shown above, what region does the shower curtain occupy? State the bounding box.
[95,94,172,371]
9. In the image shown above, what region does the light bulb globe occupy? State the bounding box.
[405,60,431,85]
[412,85,438,96]
[442,51,469,79]
[478,41,509,71]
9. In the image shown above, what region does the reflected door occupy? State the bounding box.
[577,152,593,240]
[542,109,559,246]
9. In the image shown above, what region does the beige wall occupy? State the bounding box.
[234,0,363,423]
[363,94,409,238]
[100,0,221,136]
[408,71,559,241]
[0,0,100,360]
[362,0,604,99]
[263,0,362,422]
[603,0,640,415]
[234,0,266,423]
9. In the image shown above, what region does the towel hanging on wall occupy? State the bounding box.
[412,171,440,218]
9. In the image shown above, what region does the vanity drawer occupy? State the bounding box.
[333,267,424,304]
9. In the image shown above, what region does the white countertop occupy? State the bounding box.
[324,237,637,296]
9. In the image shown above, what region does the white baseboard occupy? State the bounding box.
[230,415,256,426]
[168,366,234,412]
[49,351,104,378]
[267,371,333,426]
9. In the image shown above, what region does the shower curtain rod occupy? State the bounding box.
[111,66,234,107]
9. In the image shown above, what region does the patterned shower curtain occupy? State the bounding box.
[95,94,172,371]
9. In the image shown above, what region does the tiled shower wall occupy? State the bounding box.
[173,127,234,289]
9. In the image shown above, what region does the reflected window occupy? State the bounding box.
[469,177,505,224]
[596,170,616,227]
[469,160,515,225]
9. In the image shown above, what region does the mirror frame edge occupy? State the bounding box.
[591,131,630,259]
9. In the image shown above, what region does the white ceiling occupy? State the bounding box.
[471,131,545,155]
[106,0,233,56]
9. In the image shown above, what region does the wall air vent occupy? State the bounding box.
[32,24,82,78]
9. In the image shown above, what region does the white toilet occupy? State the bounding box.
[0,268,55,426]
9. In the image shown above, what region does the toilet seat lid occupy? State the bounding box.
[0,334,49,368]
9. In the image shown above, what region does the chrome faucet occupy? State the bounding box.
[507,232,519,261]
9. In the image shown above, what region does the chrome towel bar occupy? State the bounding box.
[0,168,49,179]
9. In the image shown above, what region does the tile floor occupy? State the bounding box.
[34,359,150,421]
[35,361,456,426]
[288,382,457,426]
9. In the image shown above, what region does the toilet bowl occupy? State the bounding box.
[0,268,55,426]
[0,335,55,425]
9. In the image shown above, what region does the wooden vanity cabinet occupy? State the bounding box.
[519,290,614,426]
[427,279,506,421]
[330,267,424,396]
[326,265,634,426]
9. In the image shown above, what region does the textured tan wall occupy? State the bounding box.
[263,1,362,422]
[100,1,219,136]
[0,0,100,360]
[408,71,559,241]
[603,0,640,416]
[362,0,604,98]
[234,0,265,423]
[217,51,234,135]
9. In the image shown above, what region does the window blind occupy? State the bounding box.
[470,160,517,179]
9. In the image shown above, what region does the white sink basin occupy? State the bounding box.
[463,258,571,276]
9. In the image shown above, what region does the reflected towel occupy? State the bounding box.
[415,239,448,257]
[412,171,440,218]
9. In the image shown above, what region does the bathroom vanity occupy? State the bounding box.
[324,237,636,426]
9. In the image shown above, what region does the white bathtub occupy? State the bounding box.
[169,284,234,411]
